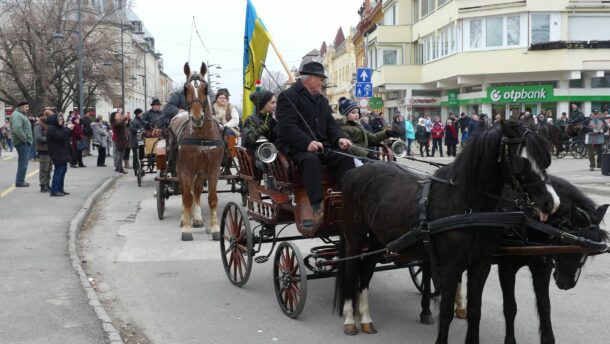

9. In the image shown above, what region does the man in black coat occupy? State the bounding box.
[144,98,163,130]
[276,61,354,229]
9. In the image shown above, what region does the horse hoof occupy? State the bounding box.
[343,324,358,336]
[420,313,434,325]
[181,232,193,241]
[455,308,467,319]
[211,232,221,241]
[193,220,204,228]
[361,322,377,334]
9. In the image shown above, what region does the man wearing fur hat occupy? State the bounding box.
[10,100,33,187]
[337,97,398,159]
[276,61,354,230]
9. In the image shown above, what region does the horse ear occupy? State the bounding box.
[595,204,609,224]
[200,62,207,78]
[184,62,191,78]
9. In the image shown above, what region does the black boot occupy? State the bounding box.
[40,185,49,193]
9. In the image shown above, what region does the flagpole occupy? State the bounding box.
[268,36,295,83]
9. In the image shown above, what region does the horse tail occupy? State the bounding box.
[333,232,346,316]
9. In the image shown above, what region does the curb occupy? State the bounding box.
[68,174,124,344]
[575,184,610,197]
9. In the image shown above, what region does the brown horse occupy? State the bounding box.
[169,62,224,241]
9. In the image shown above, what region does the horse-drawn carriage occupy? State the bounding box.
[219,121,610,343]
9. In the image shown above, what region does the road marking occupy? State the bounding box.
[0,169,39,198]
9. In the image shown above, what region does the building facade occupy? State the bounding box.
[355,0,610,122]
[323,27,358,110]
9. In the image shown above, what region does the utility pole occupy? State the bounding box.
[77,0,84,116]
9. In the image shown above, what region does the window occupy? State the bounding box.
[569,79,583,88]
[507,16,520,46]
[486,17,503,47]
[421,0,435,18]
[531,14,550,44]
[438,0,450,6]
[569,15,610,41]
[470,19,482,48]
[413,0,420,23]
[383,49,398,65]
[591,73,610,88]
[384,4,396,25]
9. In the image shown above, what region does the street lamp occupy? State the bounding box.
[52,0,83,116]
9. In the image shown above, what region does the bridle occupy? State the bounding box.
[184,74,213,128]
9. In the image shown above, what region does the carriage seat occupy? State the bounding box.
[268,151,335,188]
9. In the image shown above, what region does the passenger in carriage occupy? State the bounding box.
[276,61,355,230]
[212,88,240,134]
[242,89,277,152]
[336,97,398,160]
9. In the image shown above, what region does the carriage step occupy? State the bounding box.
[254,256,268,264]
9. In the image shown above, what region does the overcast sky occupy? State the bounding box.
[132,0,362,107]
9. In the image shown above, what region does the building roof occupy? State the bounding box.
[334,27,345,47]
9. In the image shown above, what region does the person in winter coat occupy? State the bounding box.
[213,88,240,134]
[129,108,148,175]
[70,116,85,168]
[92,115,108,167]
[10,101,33,187]
[276,62,353,230]
[415,117,429,157]
[391,113,406,142]
[143,99,163,132]
[360,116,373,132]
[444,118,458,157]
[337,97,395,159]
[46,114,72,196]
[34,110,53,192]
[404,115,415,156]
[430,116,444,157]
[111,110,129,174]
[242,90,277,150]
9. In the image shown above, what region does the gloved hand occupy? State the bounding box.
[386,129,400,138]
[258,122,270,135]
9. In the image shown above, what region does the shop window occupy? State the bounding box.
[569,79,583,88]
[591,73,610,88]
[592,102,610,112]
[531,14,550,44]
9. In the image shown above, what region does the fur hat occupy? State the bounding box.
[16,100,28,107]
[215,88,230,101]
[249,90,274,112]
[338,97,358,116]
[150,99,161,106]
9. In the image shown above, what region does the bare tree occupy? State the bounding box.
[0,0,128,115]
[260,69,288,95]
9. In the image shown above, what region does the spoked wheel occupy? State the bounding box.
[570,140,587,159]
[220,202,253,287]
[409,264,440,297]
[156,172,165,220]
[274,241,308,318]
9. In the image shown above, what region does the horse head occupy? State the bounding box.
[498,120,560,222]
[552,196,608,289]
[183,62,209,127]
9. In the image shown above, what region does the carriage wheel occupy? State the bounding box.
[156,174,165,220]
[570,140,587,159]
[220,202,253,287]
[274,241,308,318]
[409,264,440,297]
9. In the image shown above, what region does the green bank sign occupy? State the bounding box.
[369,97,384,109]
[487,85,554,103]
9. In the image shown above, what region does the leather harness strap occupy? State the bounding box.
[179,138,222,147]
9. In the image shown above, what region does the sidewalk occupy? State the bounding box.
[0,154,116,343]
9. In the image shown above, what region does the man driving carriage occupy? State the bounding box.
[276,61,354,230]
[567,103,585,137]
[143,98,163,136]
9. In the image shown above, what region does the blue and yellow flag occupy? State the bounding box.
[243,0,271,119]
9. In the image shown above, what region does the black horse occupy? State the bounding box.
[334,121,560,344]
[536,122,565,157]
[497,175,608,344]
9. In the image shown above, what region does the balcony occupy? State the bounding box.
[367,25,412,45]
[372,64,422,85]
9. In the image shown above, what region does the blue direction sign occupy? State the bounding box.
[357,68,372,83]
[355,82,373,98]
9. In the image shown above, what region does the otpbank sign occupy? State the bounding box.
[487,85,554,103]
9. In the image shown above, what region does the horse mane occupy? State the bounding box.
[523,129,552,170]
[549,175,609,242]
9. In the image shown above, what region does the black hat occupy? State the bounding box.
[299,61,327,78]
[134,108,144,115]
[16,100,28,107]
[150,99,161,106]
[338,97,358,116]
[249,90,274,112]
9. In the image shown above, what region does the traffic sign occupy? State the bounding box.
[369,97,384,109]
[356,68,372,83]
[355,82,373,98]
[358,98,369,107]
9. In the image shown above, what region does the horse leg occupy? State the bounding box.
[420,262,434,324]
[180,178,194,241]
[207,173,220,240]
[455,279,467,319]
[357,238,383,334]
[465,260,493,344]
[436,264,462,344]
[498,261,520,344]
[192,176,205,229]
[530,260,555,344]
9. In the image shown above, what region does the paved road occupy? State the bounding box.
[81,156,610,344]
[0,152,112,343]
